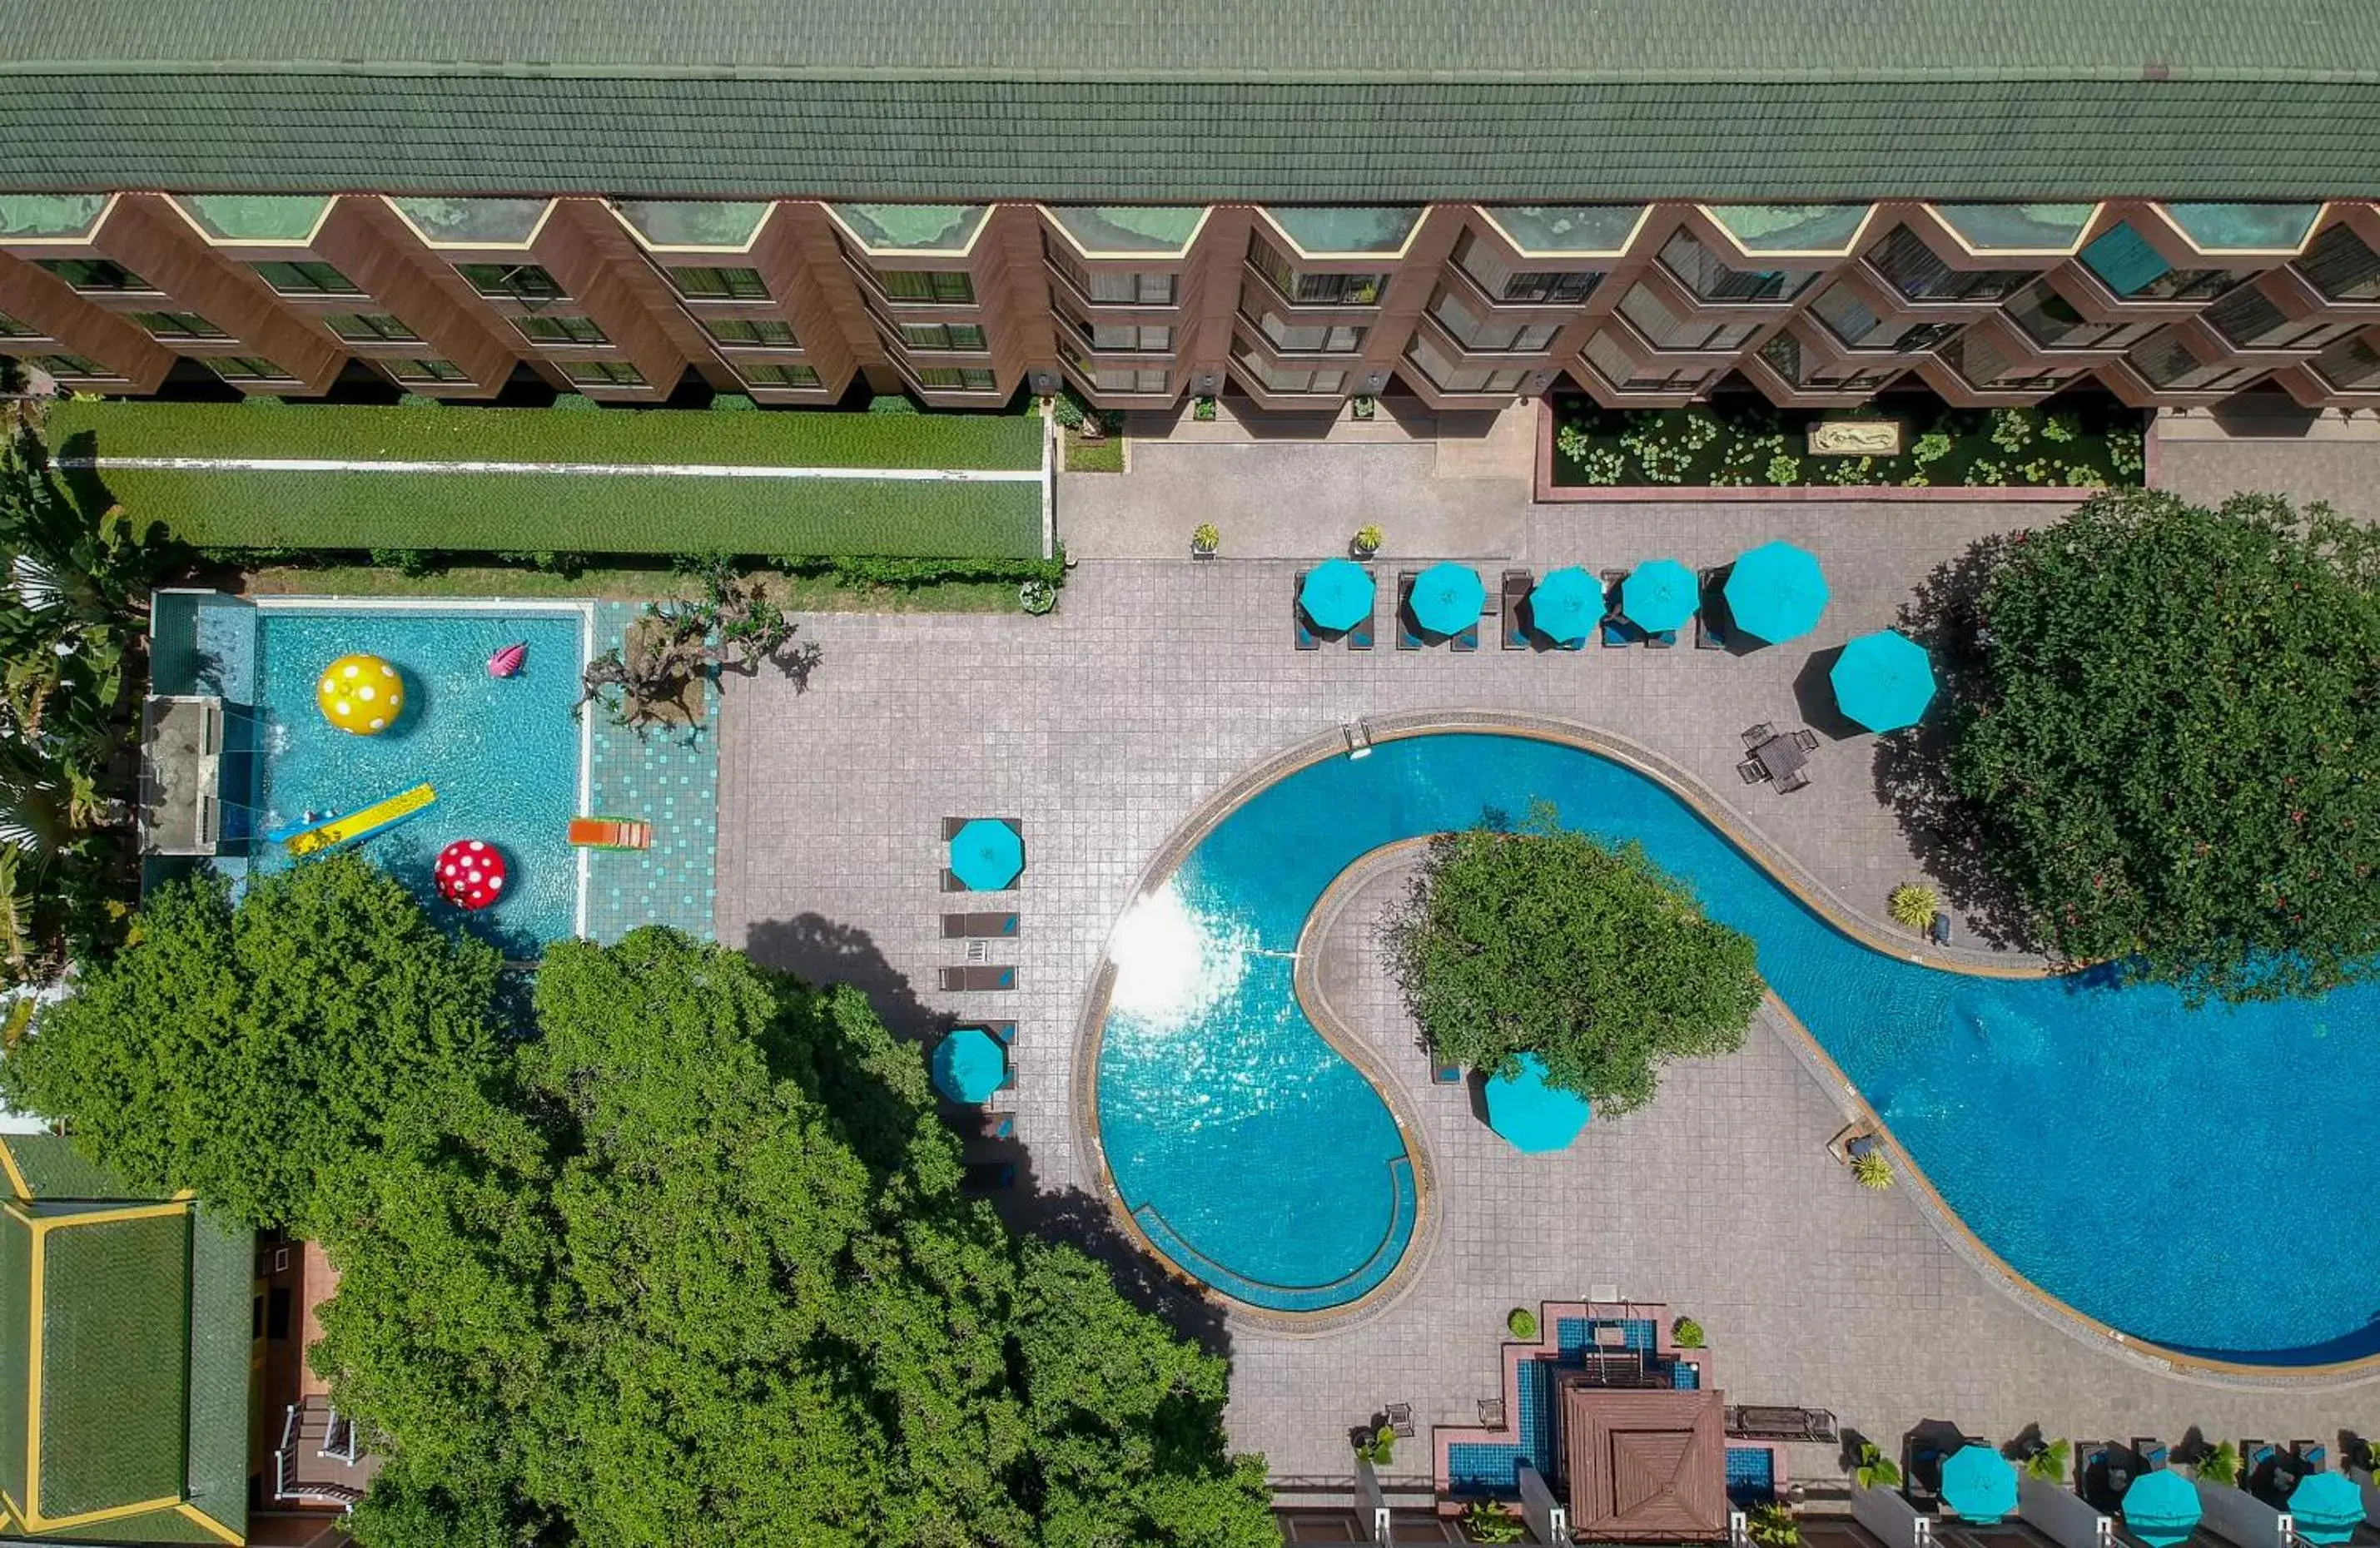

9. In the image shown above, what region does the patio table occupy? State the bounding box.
[1752,734,1807,783]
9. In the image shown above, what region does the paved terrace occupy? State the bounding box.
[715,444,2378,1486]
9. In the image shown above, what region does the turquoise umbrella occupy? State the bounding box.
[949,818,1025,890]
[1482,1054,1591,1154]
[2287,1471,2365,1546]
[1621,558,1699,633]
[2122,1469,2202,1548]
[1528,567,1599,645]
[1723,540,1831,644]
[1300,558,1375,633]
[1940,1446,2018,1526]
[1409,562,1486,638]
[932,1026,1008,1104]
[1831,629,1937,732]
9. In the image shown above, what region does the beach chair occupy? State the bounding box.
[1503,570,1534,650]
[1395,570,1423,650]
[1294,569,1319,651]
[1452,613,1481,652]
[1776,767,1810,794]
[568,816,652,851]
[941,911,1020,939]
[1737,759,1769,785]
[1598,570,1638,647]
[1696,567,1732,651]
[1792,728,1819,753]
[1742,722,1776,750]
[937,965,1017,992]
[1647,627,1677,649]
[1349,573,1377,651]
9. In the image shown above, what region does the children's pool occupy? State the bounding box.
[251,605,589,959]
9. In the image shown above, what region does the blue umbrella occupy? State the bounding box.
[2122,1469,2203,1548]
[1723,540,1831,643]
[949,818,1025,891]
[932,1026,1008,1104]
[1940,1446,2018,1526]
[2287,1471,2365,1546]
[1409,562,1485,638]
[1300,559,1375,633]
[1482,1054,1591,1154]
[1621,558,1699,633]
[1831,629,1937,732]
[1528,567,1599,645]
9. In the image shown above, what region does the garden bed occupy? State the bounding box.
[1541,394,2145,502]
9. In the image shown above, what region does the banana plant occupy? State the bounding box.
[0,845,29,980]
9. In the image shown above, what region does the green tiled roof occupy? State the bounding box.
[39,1211,191,1518]
[2,2,2379,197]
[0,1139,127,1204]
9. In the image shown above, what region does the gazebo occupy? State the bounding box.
[1562,1384,1731,1543]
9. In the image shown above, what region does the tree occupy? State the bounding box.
[1382,802,1762,1114]
[1947,490,2380,1001]
[0,854,504,1230]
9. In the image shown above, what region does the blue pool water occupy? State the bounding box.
[1091,732,2380,1361]
[251,608,587,959]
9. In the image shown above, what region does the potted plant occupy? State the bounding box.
[2025,1439,2070,1483]
[1018,578,1056,616]
[1507,1307,1538,1340]
[1461,1498,1527,1543]
[1192,395,1217,422]
[1351,394,1377,421]
[1888,885,1940,935]
[1852,1441,1901,1491]
[1353,1423,1395,1466]
[1670,1314,1705,1349]
[1191,523,1220,559]
[1851,1146,1895,1191]
[2194,1441,2240,1487]
[1353,524,1384,558]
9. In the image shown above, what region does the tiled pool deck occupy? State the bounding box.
[583,602,719,942]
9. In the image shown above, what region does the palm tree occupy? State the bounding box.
[0,845,28,979]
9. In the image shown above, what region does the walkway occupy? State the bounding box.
[713,509,2377,1485]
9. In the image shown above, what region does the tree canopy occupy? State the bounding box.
[1383,803,1763,1112]
[1948,489,2380,1001]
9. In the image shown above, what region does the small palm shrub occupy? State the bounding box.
[1191,523,1220,554]
[2025,1438,2070,1482]
[1888,885,1940,933]
[1508,1307,1538,1340]
[1853,1149,1895,1190]
[1463,1499,1528,1543]
[2196,1441,2240,1486]
[1854,1441,1902,1491]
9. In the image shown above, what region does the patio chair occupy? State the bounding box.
[1647,627,1677,649]
[1386,1402,1416,1439]
[1349,573,1377,650]
[1502,569,1533,650]
[942,911,1020,939]
[1598,570,1638,647]
[1395,570,1424,650]
[1742,722,1776,751]
[1737,758,1770,785]
[1478,1397,1508,1428]
[1452,615,1481,652]
[1776,767,1811,794]
[1792,728,1818,753]
[937,965,1017,991]
[1294,569,1319,651]
[1695,567,1732,651]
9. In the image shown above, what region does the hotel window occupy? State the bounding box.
[1230,340,1345,394]
[1428,288,1559,352]
[668,265,768,301]
[206,355,297,383]
[1404,336,1524,394]
[323,312,422,342]
[2311,332,2380,389]
[1617,284,1757,351]
[1657,233,1817,304]
[130,310,227,340]
[704,318,798,347]
[1244,288,1367,352]
[30,354,110,378]
[37,259,150,293]
[2204,287,2355,351]
[1045,244,1178,305]
[1066,312,1171,352]
[1756,334,1894,392]
[251,260,360,296]
[897,321,987,351]
[511,314,609,345]
[915,366,996,391]
[1806,285,1961,352]
[456,262,568,303]
[1069,354,1170,393]
[1581,330,1712,393]
[1861,226,2030,303]
[385,358,467,383]
[738,363,822,388]
[2293,226,2380,303]
[1449,231,1601,305]
[0,312,37,338]
[1247,236,1384,306]
[2126,328,2264,392]
[876,269,974,305]
[2003,284,2159,350]
[562,360,645,385]
[2078,224,2241,303]
[1936,330,2010,389]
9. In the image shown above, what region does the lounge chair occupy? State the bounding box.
[1349,571,1377,650]
[1723,1406,1837,1443]
[1647,627,1677,649]
[1452,614,1480,652]
[1742,722,1776,750]
[1502,569,1533,650]
[1776,767,1810,794]
[1695,567,1732,651]
[1792,728,1818,752]
[937,965,1017,991]
[961,1160,1016,1194]
[1598,570,1638,647]
[1737,759,1770,785]
[942,911,1020,939]
[1395,570,1423,649]
[1294,570,1320,651]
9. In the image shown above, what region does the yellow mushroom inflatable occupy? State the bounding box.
[317,653,405,735]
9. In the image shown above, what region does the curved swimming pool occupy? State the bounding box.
[1089,729,2380,1363]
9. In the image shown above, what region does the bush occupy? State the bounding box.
[1192,522,1220,553]
[1018,578,1056,615]
[1765,454,1801,486]
[1463,1499,1528,1543]
[1508,1307,1538,1340]
[1748,1505,1801,1548]
[1853,1149,1895,1190]
[1671,1315,1705,1349]
[1048,390,1086,430]
[397,393,441,410]
[369,546,435,578]
[552,393,603,412]
[709,393,758,412]
[1887,885,1940,932]
[800,551,1066,590]
[867,392,920,414]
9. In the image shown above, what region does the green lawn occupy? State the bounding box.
[48,400,1046,558]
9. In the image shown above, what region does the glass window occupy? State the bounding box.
[1930,204,2098,252]
[1450,231,1600,305]
[1403,336,1523,394]
[1657,232,1816,304]
[1243,287,1367,353]
[1247,236,1384,306]
[2293,226,2380,303]
[2125,327,2228,389]
[512,314,609,345]
[1707,204,1872,253]
[1863,226,2030,302]
[1478,206,1642,255]
[1261,207,1421,255]
[323,312,421,342]
[2203,287,2340,350]
[562,360,645,385]
[1806,285,1960,352]
[1756,334,1896,392]
[1428,288,1558,352]
[251,260,359,296]
[2003,283,2160,350]
[130,310,226,340]
[385,358,467,383]
[897,321,987,351]
[1066,312,1171,351]
[1045,242,1177,304]
[704,318,798,347]
[1046,206,1205,256]
[30,354,110,378]
[668,265,769,301]
[873,268,975,305]
[0,311,37,338]
[2311,331,2380,389]
[1580,330,1712,394]
[2078,223,2242,302]
[37,258,149,293]
[1937,330,2010,388]
[1229,340,1345,394]
[832,205,987,252]
[1067,354,1170,393]
[738,362,822,388]
[2159,203,2323,254]
[176,194,330,243]
[391,196,549,245]
[915,366,996,391]
[1616,284,1757,351]
[207,355,296,382]
[614,201,771,250]
[456,263,567,303]
[0,195,107,240]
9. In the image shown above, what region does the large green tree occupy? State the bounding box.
[1384,803,1763,1112]
[2,853,503,1229]
[1949,489,2380,1001]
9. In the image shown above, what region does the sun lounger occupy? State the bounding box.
[1738,758,1769,785]
[1349,572,1377,650]
[1395,571,1423,649]
[1724,1406,1837,1443]
[1792,728,1818,752]
[1598,570,1638,647]
[1452,615,1480,652]
[1776,767,1810,793]
[568,816,652,850]
[942,911,1020,939]
[1646,628,1677,649]
[1742,722,1776,750]
[1294,569,1320,651]
[938,965,1017,991]
[1696,567,1732,651]
[1503,569,1533,649]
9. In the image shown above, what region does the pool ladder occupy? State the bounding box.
[1344,720,1374,759]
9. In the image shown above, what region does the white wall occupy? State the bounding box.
[2018,1475,2114,1548]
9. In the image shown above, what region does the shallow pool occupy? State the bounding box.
[1091,732,2380,1362]
[252,607,587,959]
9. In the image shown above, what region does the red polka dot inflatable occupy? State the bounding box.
[435,839,508,911]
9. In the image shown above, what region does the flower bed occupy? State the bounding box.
[1548,394,2144,493]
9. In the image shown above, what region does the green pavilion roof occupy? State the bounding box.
[1,1,2378,199]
